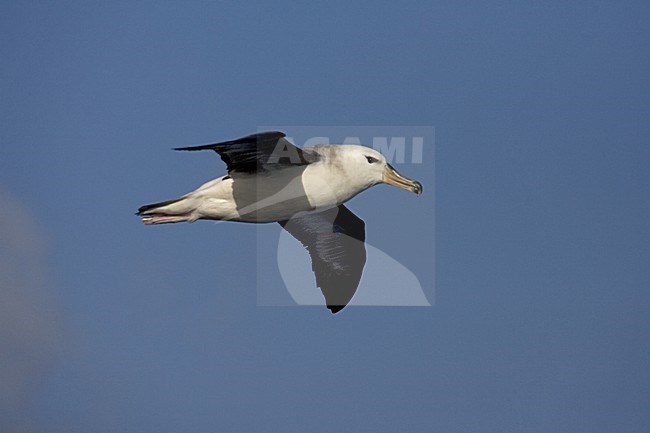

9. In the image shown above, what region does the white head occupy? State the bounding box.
[328,145,423,196]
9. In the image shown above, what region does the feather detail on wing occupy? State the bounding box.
[174,131,318,174]
[279,205,366,313]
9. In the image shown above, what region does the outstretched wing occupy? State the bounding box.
[174,131,317,174]
[279,205,366,313]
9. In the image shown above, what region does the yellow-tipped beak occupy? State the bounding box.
[383,164,423,195]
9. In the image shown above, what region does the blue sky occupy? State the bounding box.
[1,1,649,432]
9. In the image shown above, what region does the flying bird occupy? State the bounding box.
[137,131,422,313]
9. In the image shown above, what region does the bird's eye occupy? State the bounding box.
[365,156,379,164]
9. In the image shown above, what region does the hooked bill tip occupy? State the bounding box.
[413,181,423,195]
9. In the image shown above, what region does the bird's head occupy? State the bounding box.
[335,145,423,195]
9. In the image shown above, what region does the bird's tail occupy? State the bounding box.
[136,196,197,225]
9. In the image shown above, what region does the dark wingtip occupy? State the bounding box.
[173,131,287,152]
[137,204,152,215]
[173,143,217,151]
[136,197,183,215]
[328,305,345,314]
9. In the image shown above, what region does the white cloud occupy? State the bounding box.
[0,190,60,433]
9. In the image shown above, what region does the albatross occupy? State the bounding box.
[137,131,422,313]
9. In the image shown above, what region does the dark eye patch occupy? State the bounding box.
[365,156,379,164]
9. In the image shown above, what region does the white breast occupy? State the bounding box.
[188,161,368,223]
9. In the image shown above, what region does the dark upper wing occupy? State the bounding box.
[174,131,316,174]
[279,205,366,314]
